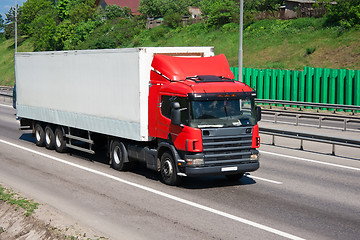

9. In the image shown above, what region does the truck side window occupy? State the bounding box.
[161,95,172,119]
[161,95,189,125]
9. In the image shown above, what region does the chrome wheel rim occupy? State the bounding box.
[113,146,121,164]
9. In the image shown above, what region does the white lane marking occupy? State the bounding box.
[260,150,360,172]
[0,139,305,240]
[0,103,13,108]
[245,174,283,185]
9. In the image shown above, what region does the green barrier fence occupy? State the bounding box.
[230,67,360,112]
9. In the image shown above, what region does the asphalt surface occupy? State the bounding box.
[0,102,359,240]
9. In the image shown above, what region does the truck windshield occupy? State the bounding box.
[189,98,256,128]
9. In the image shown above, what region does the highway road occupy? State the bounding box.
[0,102,359,240]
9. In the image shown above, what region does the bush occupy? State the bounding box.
[149,25,169,41]
[164,12,183,29]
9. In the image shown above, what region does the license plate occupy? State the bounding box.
[221,166,237,172]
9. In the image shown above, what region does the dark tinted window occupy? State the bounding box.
[161,95,189,125]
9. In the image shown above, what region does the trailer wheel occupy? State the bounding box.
[225,173,244,182]
[160,152,181,186]
[34,123,45,147]
[45,125,56,150]
[55,127,67,153]
[110,140,129,171]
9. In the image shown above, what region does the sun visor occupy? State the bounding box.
[151,54,235,81]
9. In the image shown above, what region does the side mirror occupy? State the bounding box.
[255,106,262,121]
[171,102,181,125]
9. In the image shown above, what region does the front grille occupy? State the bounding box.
[202,128,253,166]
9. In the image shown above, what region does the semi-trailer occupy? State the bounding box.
[15,47,261,185]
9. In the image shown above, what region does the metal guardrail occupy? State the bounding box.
[256,99,360,131]
[260,127,360,156]
[261,109,360,131]
[256,99,360,113]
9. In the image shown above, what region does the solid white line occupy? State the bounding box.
[0,103,13,108]
[260,150,360,172]
[0,139,305,240]
[246,174,283,185]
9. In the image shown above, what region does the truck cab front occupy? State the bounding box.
[149,54,261,183]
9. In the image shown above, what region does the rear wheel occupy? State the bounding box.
[45,125,55,150]
[160,152,181,186]
[225,173,244,182]
[55,127,67,153]
[34,123,45,147]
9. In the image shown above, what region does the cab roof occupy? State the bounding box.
[151,54,235,81]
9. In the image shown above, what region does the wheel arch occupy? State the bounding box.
[157,142,182,172]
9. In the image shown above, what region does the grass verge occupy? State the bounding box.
[0,184,39,216]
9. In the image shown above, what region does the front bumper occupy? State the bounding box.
[183,161,259,177]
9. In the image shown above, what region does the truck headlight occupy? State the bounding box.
[250,153,259,161]
[186,158,204,167]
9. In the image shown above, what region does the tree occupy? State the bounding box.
[4,7,17,39]
[326,0,360,28]
[19,0,56,35]
[30,7,58,51]
[243,0,284,12]
[68,0,96,24]
[0,14,4,32]
[139,0,194,17]
[57,0,71,21]
[105,5,132,20]
[200,0,239,26]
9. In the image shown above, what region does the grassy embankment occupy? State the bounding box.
[0,37,33,86]
[1,17,359,86]
[136,17,360,70]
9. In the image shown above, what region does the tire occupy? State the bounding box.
[34,123,45,147]
[55,127,67,153]
[110,140,129,171]
[225,173,244,182]
[160,152,181,186]
[45,125,56,150]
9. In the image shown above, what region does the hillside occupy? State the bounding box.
[0,37,33,86]
[133,17,360,70]
[0,17,359,86]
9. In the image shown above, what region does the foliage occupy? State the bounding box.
[77,18,140,49]
[139,0,194,17]
[0,14,4,32]
[29,7,58,51]
[19,0,55,35]
[244,0,284,11]
[163,12,183,29]
[67,0,96,24]
[200,0,239,26]
[326,0,360,28]
[105,5,132,20]
[56,0,71,21]
[4,7,17,39]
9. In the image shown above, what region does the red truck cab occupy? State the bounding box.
[148,54,261,185]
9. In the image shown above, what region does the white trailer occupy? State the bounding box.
[15,47,214,143]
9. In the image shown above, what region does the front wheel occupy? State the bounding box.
[160,152,181,186]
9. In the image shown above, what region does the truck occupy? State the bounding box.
[15,47,261,185]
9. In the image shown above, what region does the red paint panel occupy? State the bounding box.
[170,125,203,152]
[252,124,260,148]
